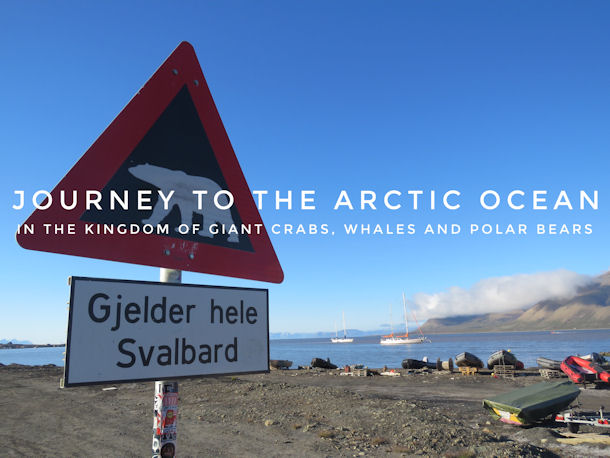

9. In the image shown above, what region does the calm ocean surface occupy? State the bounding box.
[1,330,608,368]
[270,330,610,369]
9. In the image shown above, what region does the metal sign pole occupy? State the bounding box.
[152,268,181,458]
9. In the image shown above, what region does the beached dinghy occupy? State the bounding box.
[580,352,606,364]
[560,355,610,384]
[487,350,518,369]
[269,360,293,370]
[311,357,338,369]
[401,358,437,370]
[401,359,426,369]
[536,357,562,370]
[455,352,483,368]
[483,380,580,426]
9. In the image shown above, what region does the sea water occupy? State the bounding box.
[1,329,608,368]
[269,329,610,369]
[0,346,66,366]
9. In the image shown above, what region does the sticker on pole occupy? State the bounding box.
[16,41,283,283]
[63,276,269,386]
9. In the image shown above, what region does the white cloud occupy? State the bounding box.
[409,270,592,320]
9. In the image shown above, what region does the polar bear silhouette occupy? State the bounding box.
[128,163,238,242]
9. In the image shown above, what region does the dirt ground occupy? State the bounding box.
[2,364,609,457]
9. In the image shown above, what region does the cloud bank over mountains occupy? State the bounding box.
[409,270,593,320]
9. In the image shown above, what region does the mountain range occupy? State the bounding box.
[421,271,610,333]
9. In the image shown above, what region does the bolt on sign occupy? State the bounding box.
[63,277,269,387]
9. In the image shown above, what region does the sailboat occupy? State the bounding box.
[331,311,353,343]
[380,293,430,345]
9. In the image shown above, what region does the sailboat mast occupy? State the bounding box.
[342,311,347,338]
[402,292,409,337]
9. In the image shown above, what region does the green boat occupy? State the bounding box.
[483,380,580,425]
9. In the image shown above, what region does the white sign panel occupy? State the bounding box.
[64,277,269,386]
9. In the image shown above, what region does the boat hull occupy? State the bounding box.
[331,338,354,343]
[455,352,483,368]
[380,336,428,345]
[269,360,292,370]
[581,352,606,364]
[483,380,580,426]
[537,357,561,371]
[560,355,610,384]
[311,358,338,369]
[402,358,437,370]
[488,350,518,369]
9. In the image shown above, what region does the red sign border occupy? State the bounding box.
[17,42,283,283]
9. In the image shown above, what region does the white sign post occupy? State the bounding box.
[63,276,269,386]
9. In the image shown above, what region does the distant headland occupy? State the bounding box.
[0,341,64,350]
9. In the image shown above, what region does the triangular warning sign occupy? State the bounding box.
[17,41,283,283]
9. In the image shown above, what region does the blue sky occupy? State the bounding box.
[2,1,609,342]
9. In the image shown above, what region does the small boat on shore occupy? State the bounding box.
[487,350,518,369]
[455,352,483,368]
[401,357,453,371]
[311,357,338,369]
[560,355,610,384]
[269,360,292,370]
[483,380,580,426]
[580,352,606,364]
[401,359,426,369]
[402,358,436,370]
[537,357,562,370]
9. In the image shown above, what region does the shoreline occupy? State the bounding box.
[3,364,608,456]
[0,343,64,350]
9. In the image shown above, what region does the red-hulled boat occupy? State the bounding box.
[560,355,610,384]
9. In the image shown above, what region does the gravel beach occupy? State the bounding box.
[2,364,609,457]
